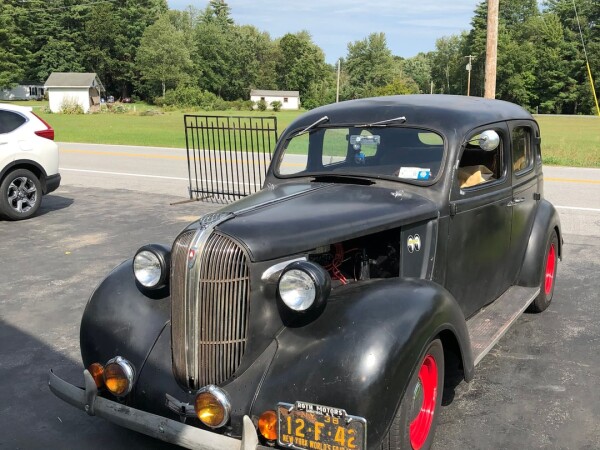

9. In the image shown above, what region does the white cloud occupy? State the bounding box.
[168,0,481,61]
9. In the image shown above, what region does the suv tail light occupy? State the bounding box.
[32,112,55,141]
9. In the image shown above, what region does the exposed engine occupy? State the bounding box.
[308,229,400,286]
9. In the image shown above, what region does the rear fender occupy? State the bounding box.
[251,278,472,449]
[517,199,562,287]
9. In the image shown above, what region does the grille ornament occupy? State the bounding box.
[171,213,250,390]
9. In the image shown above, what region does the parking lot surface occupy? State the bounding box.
[1,184,599,449]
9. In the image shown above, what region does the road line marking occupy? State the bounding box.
[61,148,187,160]
[545,177,600,184]
[59,167,262,187]
[555,206,600,213]
[60,148,274,166]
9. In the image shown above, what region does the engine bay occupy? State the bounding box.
[308,229,400,286]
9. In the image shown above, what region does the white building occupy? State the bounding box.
[250,90,300,110]
[0,82,45,101]
[44,72,105,113]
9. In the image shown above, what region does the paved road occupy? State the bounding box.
[58,142,600,236]
[0,143,598,449]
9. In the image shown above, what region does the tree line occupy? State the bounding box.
[0,0,598,114]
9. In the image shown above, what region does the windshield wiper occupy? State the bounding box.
[356,116,406,127]
[295,116,329,137]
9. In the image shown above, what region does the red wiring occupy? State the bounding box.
[324,243,359,284]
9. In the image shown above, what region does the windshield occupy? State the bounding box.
[276,126,445,183]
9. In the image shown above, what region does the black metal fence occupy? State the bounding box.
[184,115,278,201]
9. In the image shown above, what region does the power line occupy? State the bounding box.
[572,0,600,116]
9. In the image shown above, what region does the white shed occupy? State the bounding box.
[0,82,45,101]
[44,72,105,113]
[250,90,300,110]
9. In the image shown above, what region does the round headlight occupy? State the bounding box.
[133,244,170,289]
[103,356,135,397]
[194,385,231,428]
[278,261,331,313]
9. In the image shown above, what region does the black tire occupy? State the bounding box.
[527,231,559,313]
[381,339,444,450]
[0,168,42,221]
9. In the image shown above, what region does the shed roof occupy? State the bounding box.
[250,89,299,98]
[44,72,104,91]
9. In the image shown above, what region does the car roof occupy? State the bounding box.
[0,102,33,114]
[288,95,534,135]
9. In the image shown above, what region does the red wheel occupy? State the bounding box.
[409,354,439,449]
[380,339,444,450]
[528,231,559,313]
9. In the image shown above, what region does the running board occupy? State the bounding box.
[467,286,540,366]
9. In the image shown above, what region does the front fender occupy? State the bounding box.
[517,199,562,287]
[251,278,472,450]
[80,259,171,372]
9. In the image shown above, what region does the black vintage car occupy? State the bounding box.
[49,95,561,450]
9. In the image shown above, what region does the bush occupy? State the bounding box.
[110,103,128,114]
[270,100,282,112]
[59,97,84,114]
[256,99,267,111]
[139,109,162,116]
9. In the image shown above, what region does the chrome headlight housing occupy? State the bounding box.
[133,244,170,289]
[278,261,331,312]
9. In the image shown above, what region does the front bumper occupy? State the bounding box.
[48,369,270,450]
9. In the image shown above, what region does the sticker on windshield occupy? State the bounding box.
[398,167,431,180]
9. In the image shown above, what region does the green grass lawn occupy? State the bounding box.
[535,115,600,167]
[3,101,598,167]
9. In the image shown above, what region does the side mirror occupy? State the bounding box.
[478,130,500,151]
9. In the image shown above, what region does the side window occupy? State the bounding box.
[0,110,27,134]
[512,126,533,173]
[457,131,504,189]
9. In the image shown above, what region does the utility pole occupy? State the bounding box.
[465,55,475,96]
[336,59,341,103]
[484,0,499,99]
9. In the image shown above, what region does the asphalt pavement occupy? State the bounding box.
[0,142,599,449]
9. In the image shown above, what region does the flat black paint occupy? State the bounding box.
[70,96,561,449]
[517,199,562,287]
[251,278,473,450]
[217,183,438,262]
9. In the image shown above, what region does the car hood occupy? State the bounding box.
[208,182,438,262]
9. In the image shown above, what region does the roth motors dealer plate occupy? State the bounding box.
[277,402,367,450]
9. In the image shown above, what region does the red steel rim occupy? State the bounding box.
[409,354,438,450]
[544,243,557,295]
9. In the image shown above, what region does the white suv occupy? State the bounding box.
[0,103,60,220]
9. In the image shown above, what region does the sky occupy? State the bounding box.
[166,0,483,64]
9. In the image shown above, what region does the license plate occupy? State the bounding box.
[277,402,367,450]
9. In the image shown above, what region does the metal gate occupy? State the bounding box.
[184,115,278,201]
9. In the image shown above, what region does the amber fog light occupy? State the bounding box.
[88,363,105,388]
[194,385,231,428]
[103,356,135,397]
[258,410,278,441]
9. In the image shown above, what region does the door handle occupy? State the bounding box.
[507,197,525,207]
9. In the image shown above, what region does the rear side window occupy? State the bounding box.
[0,110,27,134]
[512,127,533,173]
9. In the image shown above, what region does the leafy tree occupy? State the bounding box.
[344,33,395,99]
[275,31,329,104]
[430,34,468,95]
[402,53,434,93]
[84,0,167,97]
[136,15,192,97]
[0,1,31,87]
[200,0,234,27]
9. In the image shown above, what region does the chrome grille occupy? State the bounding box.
[171,228,250,390]
[171,229,195,383]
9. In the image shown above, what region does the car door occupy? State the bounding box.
[0,109,27,170]
[505,120,541,283]
[445,123,513,319]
